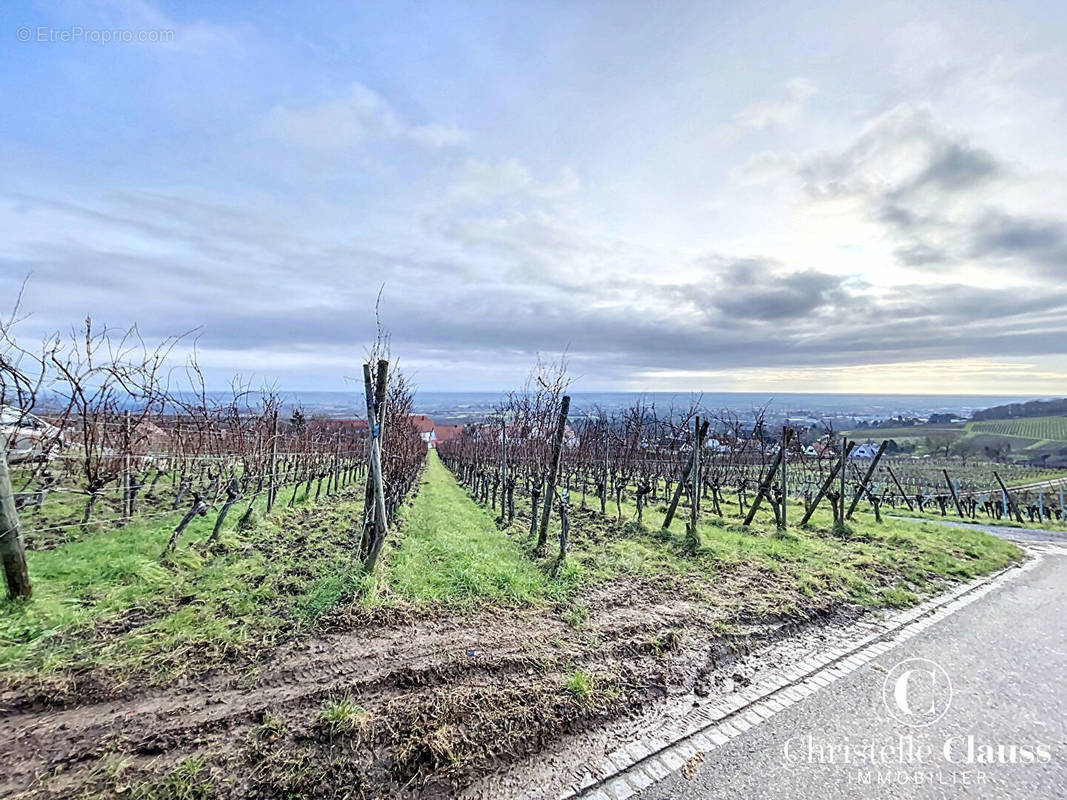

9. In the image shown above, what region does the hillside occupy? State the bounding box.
[972,397,1067,421]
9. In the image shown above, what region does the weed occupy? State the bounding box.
[563,669,594,700]
[131,757,214,800]
[880,587,920,608]
[562,602,589,628]
[255,711,285,741]
[318,694,371,737]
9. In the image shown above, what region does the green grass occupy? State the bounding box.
[384,453,569,606]
[0,451,1025,690]
[548,479,1021,616]
[843,424,964,440]
[0,483,365,686]
[844,417,1067,463]
[391,454,1021,622]
[563,668,594,700]
[318,693,371,737]
[132,757,215,800]
[889,505,1067,532]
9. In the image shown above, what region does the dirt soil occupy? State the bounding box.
[0,556,874,800]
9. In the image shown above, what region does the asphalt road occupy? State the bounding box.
[635,545,1067,799]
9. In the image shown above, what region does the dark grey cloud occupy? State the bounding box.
[909,142,1000,192]
[800,107,1001,203]
[894,242,950,266]
[700,261,855,323]
[109,267,1065,379]
[970,212,1067,267]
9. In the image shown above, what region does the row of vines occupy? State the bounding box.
[0,304,425,599]
[439,361,1067,562]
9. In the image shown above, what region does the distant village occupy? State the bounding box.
[289,410,893,461]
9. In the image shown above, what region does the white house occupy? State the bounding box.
[850,442,881,459]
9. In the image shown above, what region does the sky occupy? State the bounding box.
[1,0,1065,394]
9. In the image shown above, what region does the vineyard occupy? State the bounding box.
[969,416,1067,441]
[0,319,1055,799]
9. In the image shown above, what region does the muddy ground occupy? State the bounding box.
[4,485,960,800]
[0,555,880,800]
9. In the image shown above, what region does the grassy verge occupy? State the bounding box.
[478,470,1023,617]
[0,484,365,689]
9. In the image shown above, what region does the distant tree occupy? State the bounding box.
[924,432,961,458]
[972,398,1067,421]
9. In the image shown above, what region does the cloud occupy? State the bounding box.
[259,82,468,151]
[798,105,995,199]
[733,78,817,131]
[795,104,1067,277]
[733,151,800,186]
[5,188,1066,391]
[682,259,859,323]
[908,142,1000,192]
[98,0,245,55]
[970,212,1067,270]
[893,242,949,266]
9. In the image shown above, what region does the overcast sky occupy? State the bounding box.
[2,1,1065,394]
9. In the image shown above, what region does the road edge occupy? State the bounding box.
[566,551,1043,800]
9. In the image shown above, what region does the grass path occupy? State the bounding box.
[386,451,565,606]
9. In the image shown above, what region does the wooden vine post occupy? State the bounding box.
[689,416,701,538]
[943,468,964,518]
[845,440,889,520]
[121,409,132,520]
[886,465,914,511]
[993,471,1024,524]
[362,359,390,571]
[799,440,857,525]
[838,437,847,524]
[664,418,709,529]
[266,410,278,512]
[779,425,788,529]
[742,428,793,526]
[0,446,32,599]
[536,395,570,554]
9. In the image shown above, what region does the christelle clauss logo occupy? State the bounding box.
[882,657,952,728]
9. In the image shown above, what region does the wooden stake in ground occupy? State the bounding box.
[943,469,964,518]
[845,440,889,520]
[743,429,793,526]
[499,416,508,516]
[799,440,857,525]
[362,360,390,570]
[886,464,914,511]
[536,395,570,554]
[993,471,1025,524]
[838,437,847,524]
[664,418,709,529]
[779,425,789,529]
[266,411,278,512]
[122,409,132,520]
[688,416,701,539]
[0,447,32,599]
